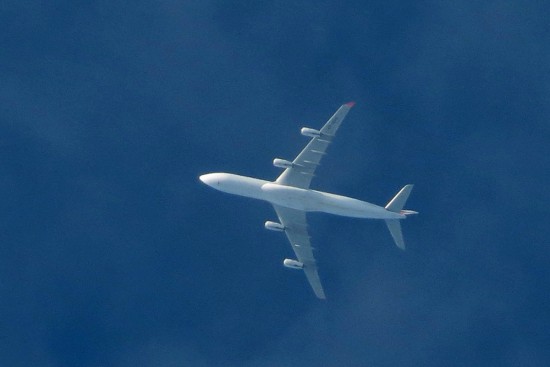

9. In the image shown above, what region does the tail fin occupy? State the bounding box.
[384,185,416,250]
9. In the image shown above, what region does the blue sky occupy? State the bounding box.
[1,1,549,366]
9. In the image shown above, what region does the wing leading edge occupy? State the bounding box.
[275,102,355,190]
[272,205,326,299]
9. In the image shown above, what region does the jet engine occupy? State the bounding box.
[273,158,293,169]
[265,221,285,232]
[300,127,321,138]
[283,259,304,269]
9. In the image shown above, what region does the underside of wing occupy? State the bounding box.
[275,102,355,190]
[272,204,326,299]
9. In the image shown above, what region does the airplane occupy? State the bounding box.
[199,102,417,299]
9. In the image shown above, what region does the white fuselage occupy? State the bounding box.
[199,173,404,220]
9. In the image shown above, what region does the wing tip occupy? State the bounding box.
[345,101,356,107]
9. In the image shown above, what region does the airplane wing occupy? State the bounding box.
[275,102,355,189]
[272,204,326,299]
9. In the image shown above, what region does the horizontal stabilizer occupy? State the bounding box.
[385,185,415,250]
[385,184,414,213]
[385,220,405,250]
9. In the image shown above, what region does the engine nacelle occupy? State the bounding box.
[283,259,304,269]
[273,158,293,169]
[265,221,285,232]
[300,127,321,138]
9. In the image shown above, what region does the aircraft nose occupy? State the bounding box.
[199,173,222,187]
[199,174,213,185]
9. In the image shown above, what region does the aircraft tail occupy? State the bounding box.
[385,184,414,213]
[384,184,417,250]
[385,220,406,250]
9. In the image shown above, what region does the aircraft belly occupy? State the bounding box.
[261,183,402,219]
[261,183,319,211]
[314,191,403,219]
